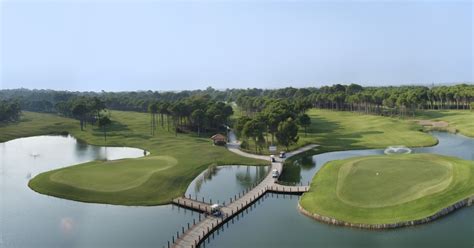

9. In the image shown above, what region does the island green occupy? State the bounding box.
[300,153,474,225]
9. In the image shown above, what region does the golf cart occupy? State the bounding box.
[279,151,286,158]
[272,169,280,178]
[210,204,222,217]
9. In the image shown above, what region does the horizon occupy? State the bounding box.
[1,81,472,93]
[1,0,473,91]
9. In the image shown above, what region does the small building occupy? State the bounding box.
[211,134,227,146]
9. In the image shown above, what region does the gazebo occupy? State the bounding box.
[210,134,227,145]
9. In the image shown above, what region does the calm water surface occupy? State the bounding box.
[0,135,195,248]
[204,132,474,248]
[185,165,269,204]
[1,132,473,248]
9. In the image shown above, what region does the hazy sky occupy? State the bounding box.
[1,0,472,91]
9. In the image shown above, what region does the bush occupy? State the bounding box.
[241,140,249,149]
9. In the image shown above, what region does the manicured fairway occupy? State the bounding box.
[299,109,438,152]
[244,109,438,155]
[0,111,267,205]
[300,153,474,224]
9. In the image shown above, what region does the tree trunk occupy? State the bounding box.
[103,126,107,142]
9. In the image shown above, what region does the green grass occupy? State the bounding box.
[1,111,267,205]
[299,109,438,151]
[0,112,77,142]
[300,153,474,224]
[416,110,474,137]
[243,109,438,155]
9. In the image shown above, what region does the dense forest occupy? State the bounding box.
[235,84,474,117]
[0,100,21,123]
[0,84,472,151]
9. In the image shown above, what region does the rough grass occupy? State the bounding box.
[416,110,474,137]
[1,111,267,205]
[300,153,474,224]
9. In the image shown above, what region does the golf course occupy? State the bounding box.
[17,111,267,205]
[300,153,474,225]
[1,108,472,210]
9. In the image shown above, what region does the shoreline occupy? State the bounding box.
[298,195,474,229]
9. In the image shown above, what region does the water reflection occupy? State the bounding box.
[186,165,269,204]
[0,135,195,248]
[206,194,474,248]
[282,132,474,185]
[194,165,221,193]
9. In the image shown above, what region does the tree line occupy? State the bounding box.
[1,84,472,141]
[232,84,474,118]
[234,99,311,153]
[0,100,21,123]
[146,95,233,136]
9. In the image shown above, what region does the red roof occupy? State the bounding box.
[211,134,226,140]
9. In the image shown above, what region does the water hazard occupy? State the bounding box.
[1,132,473,247]
[204,132,474,247]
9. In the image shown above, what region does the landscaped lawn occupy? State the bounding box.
[300,153,474,224]
[1,111,267,205]
[241,109,438,155]
[298,109,438,152]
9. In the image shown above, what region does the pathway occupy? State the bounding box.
[171,131,318,248]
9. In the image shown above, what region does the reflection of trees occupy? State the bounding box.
[235,166,269,187]
[236,166,252,188]
[256,166,268,181]
[194,164,220,193]
[300,156,316,170]
[75,139,106,160]
[279,161,301,185]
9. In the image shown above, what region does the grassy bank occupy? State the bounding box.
[300,153,474,224]
[417,110,474,137]
[2,111,267,205]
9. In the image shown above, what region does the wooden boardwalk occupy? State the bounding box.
[170,142,318,248]
[172,197,213,213]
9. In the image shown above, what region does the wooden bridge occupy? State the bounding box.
[170,142,318,248]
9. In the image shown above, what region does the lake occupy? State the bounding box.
[205,132,474,248]
[1,132,472,247]
[0,135,191,248]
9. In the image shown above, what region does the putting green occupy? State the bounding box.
[336,156,453,208]
[49,156,177,192]
[300,153,474,224]
[15,111,267,205]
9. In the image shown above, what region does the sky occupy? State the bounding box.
[0,0,473,91]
